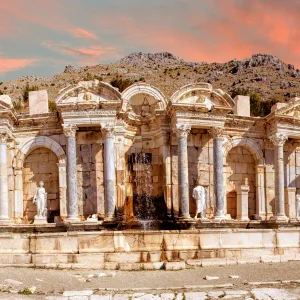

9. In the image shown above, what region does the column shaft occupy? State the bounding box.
[275,144,285,216]
[174,124,191,219]
[269,133,288,221]
[178,135,190,218]
[104,134,116,219]
[0,136,9,221]
[209,127,226,219]
[64,125,79,221]
[214,137,225,217]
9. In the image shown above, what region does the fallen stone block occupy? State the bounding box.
[204,275,219,280]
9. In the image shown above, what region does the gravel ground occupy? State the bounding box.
[0,262,300,299]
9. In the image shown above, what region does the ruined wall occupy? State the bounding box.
[76,130,104,218]
[23,148,59,222]
[225,146,256,219]
[171,130,214,218]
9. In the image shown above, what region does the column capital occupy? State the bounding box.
[101,124,115,138]
[173,124,191,138]
[208,127,224,139]
[63,124,77,137]
[269,133,288,146]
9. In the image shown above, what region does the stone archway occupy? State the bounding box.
[223,137,266,220]
[13,136,67,220]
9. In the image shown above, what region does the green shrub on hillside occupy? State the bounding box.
[22,84,39,102]
[231,88,279,117]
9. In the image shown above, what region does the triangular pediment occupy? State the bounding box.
[274,97,300,118]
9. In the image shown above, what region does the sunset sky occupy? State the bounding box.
[0,0,299,81]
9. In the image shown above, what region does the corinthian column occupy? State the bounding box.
[0,133,10,223]
[63,124,80,222]
[269,133,288,221]
[101,124,116,221]
[174,124,191,219]
[209,127,226,219]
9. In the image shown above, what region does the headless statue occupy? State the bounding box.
[33,181,47,219]
[193,185,207,219]
[296,194,300,219]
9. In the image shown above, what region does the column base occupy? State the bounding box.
[237,217,250,222]
[104,215,115,222]
[34,216,48,225]
[0,217,12,224]
[270,215,289,222]
[178,214,191,220]
[214,214,227,220]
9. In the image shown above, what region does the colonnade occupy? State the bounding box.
[0,125,291,223]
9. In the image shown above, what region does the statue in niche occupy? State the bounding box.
[83,92,92,101]
[140,97,151,117]
[296,194,300,219]
[33,181,48,220]
[192,185,207,219]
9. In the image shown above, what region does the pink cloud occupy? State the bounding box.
[68,27,97,40]
[42,41,119,65]
[0,58,37,73]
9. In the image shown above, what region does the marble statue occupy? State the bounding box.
[296,194,300,219]
[33,181,47,219]
[193,185,207,219]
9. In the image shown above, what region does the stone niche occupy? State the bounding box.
[76,129,104,218]
[225,146,256,219]
[23,148,59,222]
[125,136,165,220]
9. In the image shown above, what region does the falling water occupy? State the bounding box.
[133,152,156,226]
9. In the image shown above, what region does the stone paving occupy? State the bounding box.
[0,263,300,299]
[1,287,300,300]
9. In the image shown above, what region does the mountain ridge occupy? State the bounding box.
[1,52,299,111]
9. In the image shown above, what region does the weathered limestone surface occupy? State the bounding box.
[28,90,49,115]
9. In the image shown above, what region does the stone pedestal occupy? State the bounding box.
[0,133,11,223]
[236,184,250,221]
[285,187,296,219]
[63,124,80,222]
[174,124,191,219]
[269,134,289,222]
[209,127,226,220]
[34,216,48,224]
[102,125,116,221]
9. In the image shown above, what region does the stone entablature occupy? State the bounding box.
[0,81,299,225]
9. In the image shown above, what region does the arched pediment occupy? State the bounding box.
[120,83,167,124]
[0,95,13,110]
[55,80,122,109]
[170,83,234,113]
[273,97,300,118]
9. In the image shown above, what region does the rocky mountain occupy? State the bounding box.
[1,52,299,112]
